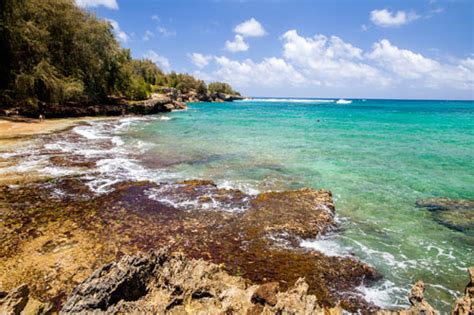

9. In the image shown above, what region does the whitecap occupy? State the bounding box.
[237,98,335,104]
[336,99,352,104]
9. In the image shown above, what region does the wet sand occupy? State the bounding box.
[0,116,119,140]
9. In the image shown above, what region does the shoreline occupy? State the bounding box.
[0,114,471,313]
[0,116,122,140]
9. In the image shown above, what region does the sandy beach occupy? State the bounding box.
[0,117,121,185]
[0,117,120,140]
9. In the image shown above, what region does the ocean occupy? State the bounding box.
[2,98,473,311]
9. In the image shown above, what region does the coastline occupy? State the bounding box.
[0,117,379,312]
[0,116,121,140]
[0,113,472,313]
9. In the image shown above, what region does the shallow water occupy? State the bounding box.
[120,99,473,311]
[1,98,473,311]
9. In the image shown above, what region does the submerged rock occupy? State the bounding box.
[416,198,474,235]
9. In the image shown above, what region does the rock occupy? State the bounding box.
[416,198,474,235]
[0,284,51,315]
[61,249,340,314]
[0,284,29,315]
[452,267,474,315]
[407,281,437,314]
[376,280,438,315]
[244,188,336,241]
[251,282,280,306]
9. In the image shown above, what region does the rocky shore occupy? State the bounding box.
[0,120,471,314]
[0,89,244,119]
[0,178,381,312]
[1,249,472,314]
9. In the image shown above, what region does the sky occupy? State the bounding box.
[77,0,474,100]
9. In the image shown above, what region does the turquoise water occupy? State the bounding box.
[122,99,474,310]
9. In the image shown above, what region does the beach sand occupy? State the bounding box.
[0,116,120,185]
[0,116,119,139]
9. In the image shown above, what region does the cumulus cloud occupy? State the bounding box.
[222,18,266,53]
[189,53,212,68]
[281,30,388,87]
[368,39,473,90]
[75,0,118,9]
[368,39,439,79]
[234,18,266,37]
[144,50,170,70]
[193,29,473,96]
[225,35,249,52]
[213,56,305,87]
[370,9,420,27]
[106,19,128,43]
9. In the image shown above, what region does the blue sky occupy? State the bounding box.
[78,0,473,99]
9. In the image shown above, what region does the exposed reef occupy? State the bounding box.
[0,177,379,312]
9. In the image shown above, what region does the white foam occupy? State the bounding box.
[237,98,335,104]
[216,180,260,195]
[336,99,352,104]
[159,115,172,121]
[356,280,408,309]
[74,125,109,139]
[300,237,347,257]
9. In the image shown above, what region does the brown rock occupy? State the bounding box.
[251,282,280,306]
[244,188,336,241]
[376,280,438,315]
[452,267,474,315]
[0,284,29,315]
[61,250,340,314]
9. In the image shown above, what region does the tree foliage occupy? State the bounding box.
[208,82,240,95]
[0,0,238,108]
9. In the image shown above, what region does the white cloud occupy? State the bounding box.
[225,35,249,52]
[367,39,473,90]
[189,53,212,68]
[75,0,118,9]
[368,39,439,79]
[151,15,160,21]
[213,56,305,87]
[156,26,176,37]
[106,19,129,43]
[193,29,473,98]
[142,30,154,41]
[370,9,420,27]
[144,50,170,70]
[234,18,266,37]
[281,30,388,87]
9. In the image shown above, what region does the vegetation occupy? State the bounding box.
[0,0,238,111]
[208,82,240,96]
